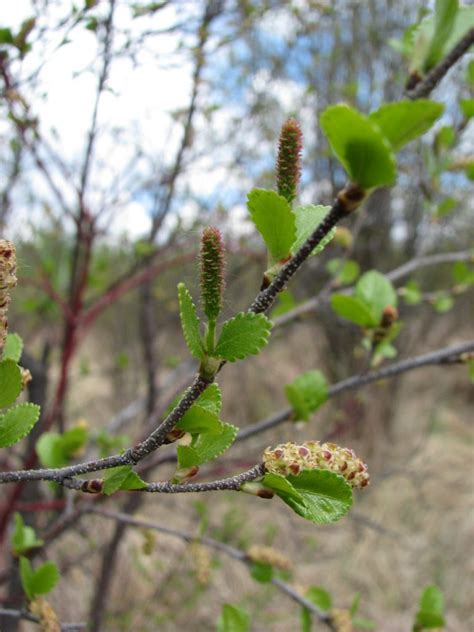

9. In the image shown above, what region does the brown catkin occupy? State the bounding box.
[0,240,17,356]
[29,598,60,632]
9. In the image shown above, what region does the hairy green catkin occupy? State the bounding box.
[0,240,17,356]
[276,118,302,204]
[200,227,225,322]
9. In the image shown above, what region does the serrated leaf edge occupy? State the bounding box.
[215,312,272,362]
[0,403,41,448]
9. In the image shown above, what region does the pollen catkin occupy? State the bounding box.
[29,598,60,632]
[200,227,225,321]
[263,441,370,489]
[276,118,303,204]
[188,541,211,586]
[247,545,293,572]
[330,608,353,632]
[0,240,17,356]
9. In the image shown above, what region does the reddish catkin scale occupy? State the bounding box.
[263,441,370,490]
[200,226,226,322]
[276,118,303,204]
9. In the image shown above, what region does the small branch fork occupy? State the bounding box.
[86,508,336,630]
[0,340,472,487]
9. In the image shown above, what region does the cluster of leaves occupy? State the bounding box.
[11,514,59,602]
[0,333,40,449]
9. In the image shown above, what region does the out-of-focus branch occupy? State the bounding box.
[0,608,85,631]
[273,249,473,328]
[87,508,336,630]
[407,27,474,99]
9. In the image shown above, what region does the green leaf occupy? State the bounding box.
[0,360,22,408]
[176,405,223,434]
[217,603,251,632]
[247,189,296,263]
[0,403,40,448]
[36,425,88,468]
[306,586,332,612]
[331,295,377,327]
[285,370,328,422]
[2,333,23,363]
[432,293,453,313]
[194,383,222,415]
[177,423,238,467]
[424,0,458,70]
[215,312,272,362]
[355,271,397,323]
[467,360,474,384]
[20,557,59,600]
[263,470,352,524]
[0,28,14,45]
[291,205,335,256]
[467,60,474,85]
[11,513,43,556]
[414,585,445,630]
[434,197,456,218]
[353,617,376,629]
[249,561,273,583]
[300,607,312,632]
[403,280,422,305]
[369,100,444,151]
[460,98,474,119]
[103,465,147,495]
[452,261,474,286]
[350,593,361,616]
[320,104,396,189]
[178,283,204,360]
[326,259,360,285]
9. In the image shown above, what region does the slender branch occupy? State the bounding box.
[0,608,85,631]
[407,27,474,99]
[273,249,473,328]
[2,340,471,486]
[86,508,335,629]
[236,340,474,441]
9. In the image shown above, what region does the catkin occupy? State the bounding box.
[0,240,17,356]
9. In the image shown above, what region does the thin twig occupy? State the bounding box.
[0,608,85,631]
[86,508,335,629]
[407,27,474,99]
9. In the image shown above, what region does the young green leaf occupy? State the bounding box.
[0,403,40,448]
[217,604,251,632]
[424,0,458,71]
[11,513,44,556]
[326,258,360,285]
[177,283,204,360]
[249,561,273,583]
[36,425,88,468]
[103,465,147,496]
[291,204,335,256]
[432,293,454,313]
[247,189,296,263]
[215,312,272,362]
[355,271,397,323]
[460,98,474,119]
[413,585,445,630]
[0,360,22,409]
[402,280,422,305]
[263,470,353,524]
[2,333,23,363]
[320,104,396,189]
[285,370,328,422]
[306,586,332,612]
[369,100,444,151]
[331,295,378,328]
[177,422,238,468]
[194,383,222,415]
[176,405,223,434]
[19,557,59,601]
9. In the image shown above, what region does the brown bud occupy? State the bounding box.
[380,305,398,328]
[81,479,104,494]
